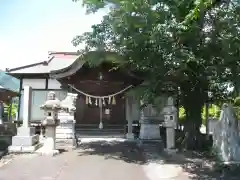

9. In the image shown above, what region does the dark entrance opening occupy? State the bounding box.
[75,93,125,128]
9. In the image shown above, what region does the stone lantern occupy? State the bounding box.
[37,91,62,156]
[162,97,177,153]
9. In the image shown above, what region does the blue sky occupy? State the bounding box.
[0,0,106,69]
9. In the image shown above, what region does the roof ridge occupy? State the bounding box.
[48,51,80,56]
[46,55,54,64]
[5,56,52,73]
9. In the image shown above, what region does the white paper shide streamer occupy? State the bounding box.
[68,84,133,129]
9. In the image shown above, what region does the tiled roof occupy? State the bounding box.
[6,52,79,74]
[0,71,20,93]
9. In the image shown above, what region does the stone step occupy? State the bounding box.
[77,134,125,138]
[75,128,125,138]
[75,130,125,135]
[75,124,125,129]
[76,128,125,131]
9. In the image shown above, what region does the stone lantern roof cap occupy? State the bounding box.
[40,91,62,110]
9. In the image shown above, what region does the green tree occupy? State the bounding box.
[72,0,240,149]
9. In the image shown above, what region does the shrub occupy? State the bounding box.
[179,106,186,122]
[233,96,240,120]
[178,104,220,124]
[202,104,221,124]
[234,96,240,106]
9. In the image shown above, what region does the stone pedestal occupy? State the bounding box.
[139,118,162,149]
[8,86,41,153]
[8,127,40,153]
[126,133,134,140]
[56,112,77,149]
[139,118,161,140]
[37,126,59,156]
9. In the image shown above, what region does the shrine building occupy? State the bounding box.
[6,51,156,137]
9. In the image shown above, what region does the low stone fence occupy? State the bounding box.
[0,122,17,150]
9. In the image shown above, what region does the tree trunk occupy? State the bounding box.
[181,88,206,150]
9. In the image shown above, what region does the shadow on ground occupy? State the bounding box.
[160,151,240,180]
[76,140,240,179]
[77,140,146,164]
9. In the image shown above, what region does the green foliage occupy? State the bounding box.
[72,0,240,102]
[234,96,240,106]
[72,0,240,148]
[233,96,240,120]
[179,107,186,122]
[234,107,240,120]
[179,104,220,124]
[202,104,220,124]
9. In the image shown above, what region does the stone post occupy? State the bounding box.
[8,86,40,153]
[37,91,62,156]
[22,86,31,128]
[162,97,177,153]
[126,96,134,140]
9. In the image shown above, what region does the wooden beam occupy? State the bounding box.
[17,78,23,121]
[45,78,48,89]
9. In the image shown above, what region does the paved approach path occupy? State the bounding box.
[0,139,188,180]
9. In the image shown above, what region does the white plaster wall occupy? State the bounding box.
[22,79,46,89]
[31,91,48,121]
[19,90,67,121]
[48,79,62,89]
